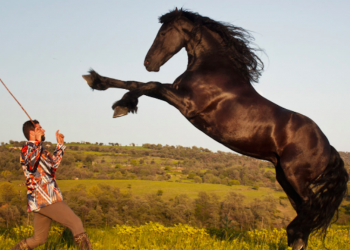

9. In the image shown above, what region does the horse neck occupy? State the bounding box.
[185,26,229,70]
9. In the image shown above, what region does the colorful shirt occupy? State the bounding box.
[20,141,66,212]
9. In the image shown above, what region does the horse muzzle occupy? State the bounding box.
[144,59,160,72]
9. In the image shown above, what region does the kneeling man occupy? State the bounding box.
[12,120,92,250]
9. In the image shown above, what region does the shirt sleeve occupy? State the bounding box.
[51,144,66,169]
[20,141,42,173]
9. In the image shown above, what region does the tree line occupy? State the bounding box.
[0,182,286,231]
[1,142,349,193]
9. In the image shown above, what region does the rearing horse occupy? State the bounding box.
[83,9,348,249]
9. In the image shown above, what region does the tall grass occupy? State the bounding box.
[2,223,350,250]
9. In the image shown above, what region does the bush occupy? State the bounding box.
[228,180,240,186]
[188,172,196,179]
[194,176,202,183]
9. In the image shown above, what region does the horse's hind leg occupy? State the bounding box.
[276,162,311,250]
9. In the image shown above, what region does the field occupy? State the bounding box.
[8,179,286,201]
[2,223,350,250]
[1,142,349,249]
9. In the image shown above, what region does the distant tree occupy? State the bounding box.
[228,180,240,186]
[0,183,16,203]
[221,178,229,185]
[182,169,189,175]
[194,176,202,183]
[0,171,12,181]
[0,205,21,228]
[130,159,138,166]
[157,190,163,196]
[188,173,196,179]
[99,143,104,146]
[86,207,104,227]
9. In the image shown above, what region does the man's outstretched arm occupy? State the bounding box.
[52,130,66,169]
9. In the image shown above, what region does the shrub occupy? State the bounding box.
[228,180,240,186]
[194,176,202,183]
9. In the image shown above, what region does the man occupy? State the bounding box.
[11,120,92,250]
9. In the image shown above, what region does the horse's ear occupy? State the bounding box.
[175,7,178,12]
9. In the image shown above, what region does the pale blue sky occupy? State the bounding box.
[1,0,349,152]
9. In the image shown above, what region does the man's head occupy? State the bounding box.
[23,120,46,142]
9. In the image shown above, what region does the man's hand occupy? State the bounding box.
[56,130,64,145]
[34,126,44,142]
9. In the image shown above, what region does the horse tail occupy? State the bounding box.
[302,146,348,237]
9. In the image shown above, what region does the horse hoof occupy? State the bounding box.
[82,75,93,87]
[113,106,129,118]
[292,238,305,250]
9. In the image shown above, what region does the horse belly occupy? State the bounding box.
[188,113,278,163]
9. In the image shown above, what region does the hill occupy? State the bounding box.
[0,141,349,230]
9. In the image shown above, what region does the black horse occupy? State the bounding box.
[83,8,348,249]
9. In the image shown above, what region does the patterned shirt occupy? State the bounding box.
[20,141,66,212]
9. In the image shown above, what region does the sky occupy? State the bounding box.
[1,0,349,152]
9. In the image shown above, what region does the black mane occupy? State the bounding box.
[159,9,264,83]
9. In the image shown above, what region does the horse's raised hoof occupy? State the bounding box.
[82,70,108,90]
[292,238,305,250]
[82,75,93,87]
[113,106,129,118]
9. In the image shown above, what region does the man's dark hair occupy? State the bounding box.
[23,120,39,140]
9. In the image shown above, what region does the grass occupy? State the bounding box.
[2,223,350,250]
[66,143,151,151]
[6,179,287,202]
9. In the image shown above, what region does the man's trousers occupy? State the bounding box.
[26,201,85,249]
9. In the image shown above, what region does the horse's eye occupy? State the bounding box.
[160,32,166,36]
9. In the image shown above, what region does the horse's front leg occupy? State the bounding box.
[82,69,146,91]
[82,70,190,118]
[111,82,162,117]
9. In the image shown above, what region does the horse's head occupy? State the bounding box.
[144,9,190,72]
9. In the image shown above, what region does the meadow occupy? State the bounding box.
[1,223,350,250]
[1,142,349,249]
[8,179,288,202]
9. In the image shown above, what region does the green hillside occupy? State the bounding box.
[0,141,349,230]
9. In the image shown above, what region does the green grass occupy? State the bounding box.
[3,224,350,250]
[6,179,287,202]
[66,143,150,151]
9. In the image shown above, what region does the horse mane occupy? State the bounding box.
[159,9,264,83]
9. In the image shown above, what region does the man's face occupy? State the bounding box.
[35,123,46,142]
